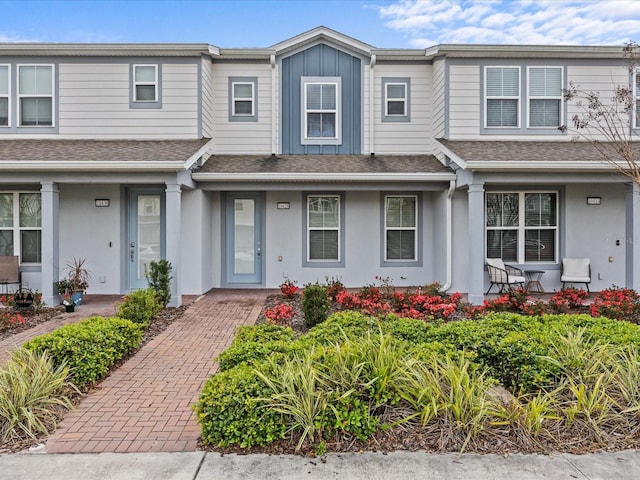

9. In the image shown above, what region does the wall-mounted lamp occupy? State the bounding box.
[586,197,601,205]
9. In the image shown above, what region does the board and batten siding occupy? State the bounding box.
[201,57,215,139]
[211,62,272,154]
[447,64,480,139]
[58,62,199,139]
[373,63,433,154]
[432,58,446,139]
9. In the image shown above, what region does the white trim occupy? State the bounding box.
[307,194,341,262]
[0,64,10,128]
[231,81,255,116]
[17,64,55,127]
[301,76,342,146]
[484,66,520,129]
[0,161,185,172]
[384,194,417,262]
[384,82,407,116]
[0,191,41,265]
[634,67,640,129]
[133,64,158,102]
[192,172,457,182]
[526,66,563,129]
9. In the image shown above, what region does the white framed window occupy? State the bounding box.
[0,65,9,127]
[307,195,340,262]
[133,64,158,102]
[485,66,520,128]
[0,192,42,264]
[528,67,563,128]
[385,195,417,261]
[385,82,407,116]
[18,64,54,127]
[301,76,341,145]
[485,191,557,264]
[232,82,254,116]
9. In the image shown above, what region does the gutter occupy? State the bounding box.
[369,54,376,154]
[440,180,456,292]
[0,161,186,172]
[192,172,457,182]
[271,54,278,154]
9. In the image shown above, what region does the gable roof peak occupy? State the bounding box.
[271,26,373,57]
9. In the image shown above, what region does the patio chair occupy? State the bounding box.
[485,258,526,294]
[561,258,591,292]
[0,256,21,294]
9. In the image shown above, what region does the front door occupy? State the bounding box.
[226,193,263,284]
[127,188,165,290]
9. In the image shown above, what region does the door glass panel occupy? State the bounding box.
[234,199,255,275]
[137,195,161,278]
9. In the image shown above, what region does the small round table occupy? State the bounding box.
[524,270,545,293]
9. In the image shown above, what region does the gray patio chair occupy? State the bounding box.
[560,258,591,291]
[486,258,526,294]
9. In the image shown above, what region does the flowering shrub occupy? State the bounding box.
[0,310,25,329]
[324,277,345,301]
[547,288,589,313]
[279,280,299,299]
[590,287,640,320]
[264,302,296,326]
[0,294,13,307]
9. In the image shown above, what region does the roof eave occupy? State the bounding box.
[0,161,186,172]
[466,161,614,171]
[192,172,456,182]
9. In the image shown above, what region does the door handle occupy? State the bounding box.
[130,242,135,262]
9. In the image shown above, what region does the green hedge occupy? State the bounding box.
[117,288,163,325]
[24,316,143,388]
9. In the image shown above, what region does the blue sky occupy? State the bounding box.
[1,0,640,47]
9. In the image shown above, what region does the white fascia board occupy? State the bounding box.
[183,138,215,170]
[0,161,185,172]
[434,140,468,168]
[465,161,615,171]
[192,172,456,182]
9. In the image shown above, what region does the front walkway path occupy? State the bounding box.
[44,290,268,454]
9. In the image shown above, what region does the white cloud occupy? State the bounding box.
[376,0,640,46]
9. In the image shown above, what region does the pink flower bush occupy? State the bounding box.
[264,302,296,326]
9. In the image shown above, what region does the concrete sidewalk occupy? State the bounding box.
[1,450,639,480]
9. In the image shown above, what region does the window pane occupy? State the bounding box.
[18,66,36,95]
[529,67,561,96]
[135,85,156,101]
[0,66,7,95]
[486,229,517,262]
[307,112,321,137]
[21,98,52,126]
[135,65,156,83]
[0,193,13,227]
[487,99,517,127]
[35,66,52,95]
[386,197,416,228]
[486,193,518,227]
[530,99,560,127]
[525,193,556,226]
[309,230,338,260]
[525,229,555,262]
[487,67,519,96]
[386,230,415,260]
[0,230,12,256]
[387,101,405,115]
[234,83,252,99]
[0,98,7,126]
[19,66,51,95]
[20,230,41,263]
[321,84,336,109]
[387,84,405,99]
[321,113,335,137]
[308,197,339,228]
[306,84,321,109]
[234,100,252,115]
[19,193,41,228]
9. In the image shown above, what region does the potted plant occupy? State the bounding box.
[53,278,73,306]
[64,257,91,305]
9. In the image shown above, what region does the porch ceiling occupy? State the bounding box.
[437,139,640,172]
[192,154,455,182]
[0,138,212,171]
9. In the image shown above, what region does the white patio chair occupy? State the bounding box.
[560,258,591,292]
[486,258,526,294]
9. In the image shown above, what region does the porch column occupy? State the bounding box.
[468,183,485,305]
[625,183,640,290]
[165,183,182,307]
[40,182,59,306]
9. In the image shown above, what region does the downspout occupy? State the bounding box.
[440,179,456,292]
[271,54,277,155]
[369,54,376,154]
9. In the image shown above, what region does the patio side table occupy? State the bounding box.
[524,270,545,293]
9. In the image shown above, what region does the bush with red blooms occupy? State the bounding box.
[1,310,25,329]
[264,302,296,326]
[279,280,299,299]
[547,288,589,313]
[590,287,640,320]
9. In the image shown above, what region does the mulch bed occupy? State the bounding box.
[0,306,65,341]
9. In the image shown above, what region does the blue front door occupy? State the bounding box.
[226,193,263,285]
[127,188,165,290]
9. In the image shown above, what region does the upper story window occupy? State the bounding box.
[228,77,258,122]
[382,77,411,122]
[0,192,42,264]
[485,66,520,128]
[634,67,640,128]
[133,65,158,102]
[18,65,53,127]
[0,65,8,127]
[528,67,563,128]
[384,195,417,262]
[301,76,341,145]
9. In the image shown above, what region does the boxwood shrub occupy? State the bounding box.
[24,316,143,388]
[117,288,163,325]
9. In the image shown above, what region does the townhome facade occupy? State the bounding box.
[0,27,637,306]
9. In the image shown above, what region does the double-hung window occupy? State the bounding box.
[386,83,406,116]
[18,65,53,126]
[485,67,520,128]
[232,82,254,116]
[385,195,417,261]
[133,65,158,102]
[0,192,42,263]
[302,76,341,144]
[0,65,8,127]
[307,195,340,262]
[485,192,557,264]
[528,67,562,128]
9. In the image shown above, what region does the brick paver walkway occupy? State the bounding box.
[44,290,268,453]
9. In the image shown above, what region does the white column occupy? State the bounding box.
[40,182,59,306]
[625,183,640,290]
[165,183,182,307]
[468,183,485,305]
